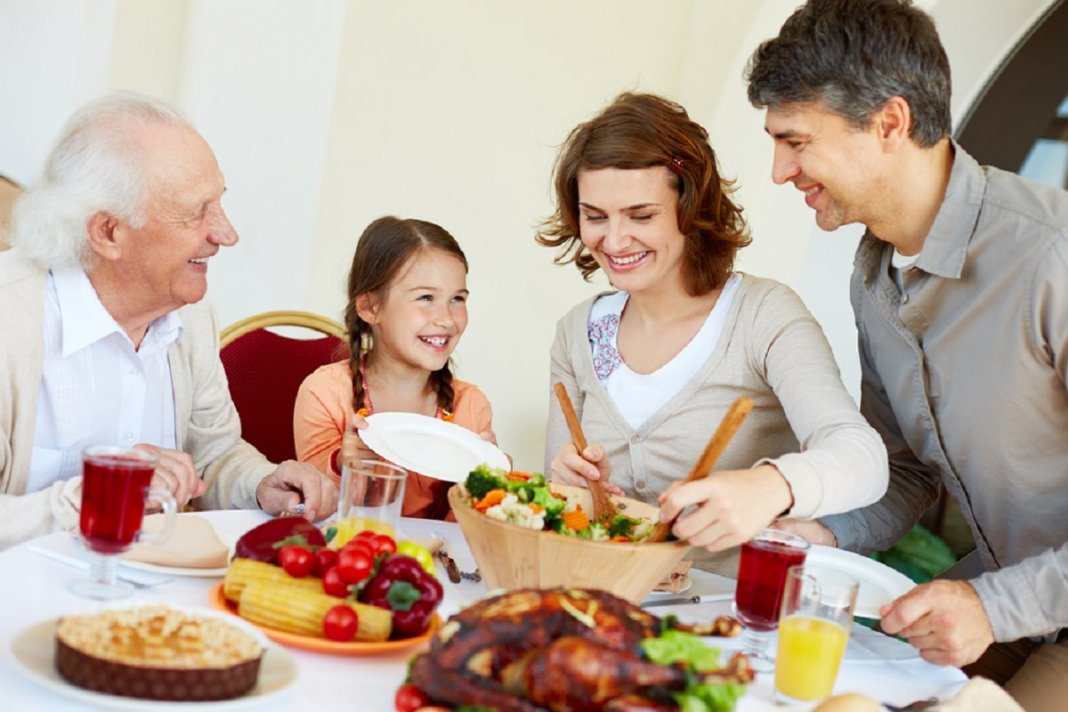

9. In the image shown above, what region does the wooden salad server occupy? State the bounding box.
[553,382,620,523]
[646,396,754,543]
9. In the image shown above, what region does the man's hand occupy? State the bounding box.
[255,461,339,522]
[658,464,793,551]
[770,518,838,547]
[879,579,995,667]
[134,444,206,508]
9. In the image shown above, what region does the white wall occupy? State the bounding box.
[0,0,1056,473]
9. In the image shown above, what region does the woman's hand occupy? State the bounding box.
[657,464,793,551]
[548,443,623,495]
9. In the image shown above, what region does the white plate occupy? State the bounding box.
[361,412,510,482]
[806,545,915,619]
[8,612,297,710]
[120,534,237,578]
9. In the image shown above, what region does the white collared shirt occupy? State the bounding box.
[25,267,183,492]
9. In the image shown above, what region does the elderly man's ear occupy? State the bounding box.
[86,211,126,261]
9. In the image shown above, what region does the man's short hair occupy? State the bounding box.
[745,0,952,147]
[10,92,192,270]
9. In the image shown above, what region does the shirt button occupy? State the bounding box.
[902,293,910,304]
[630,435,640,444]
[123,432,134,440]
[635,481,646,491]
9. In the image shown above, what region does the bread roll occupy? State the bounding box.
[811,692,884,712]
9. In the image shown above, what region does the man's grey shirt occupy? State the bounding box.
[823,143,1068,642]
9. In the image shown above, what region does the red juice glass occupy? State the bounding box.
[71,446,176,600]
[733,528,810,669]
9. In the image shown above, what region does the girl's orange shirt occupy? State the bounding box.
[293,361,496,520]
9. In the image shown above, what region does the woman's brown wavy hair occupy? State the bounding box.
[536,92,750,295]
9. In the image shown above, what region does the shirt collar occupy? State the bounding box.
[52,267,184,357]
[856,141,986,286]
[910,141,986,280]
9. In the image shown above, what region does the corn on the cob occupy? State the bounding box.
[238,581,392,641]
[223,558,321,603]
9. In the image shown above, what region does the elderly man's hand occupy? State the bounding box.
[134,444,206,508]
[255,461,339,522]
[879,579,995,667]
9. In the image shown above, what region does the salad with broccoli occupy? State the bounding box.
[462,465,655,542]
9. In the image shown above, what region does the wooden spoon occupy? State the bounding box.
[646,396,754,543]
[553,382,619,523]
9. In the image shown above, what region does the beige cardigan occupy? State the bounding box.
[0,249,274,549]
[545,273,888,573]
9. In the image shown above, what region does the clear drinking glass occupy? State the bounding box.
[732,528,810,670]
[72,446,176,600]
[338,459,408,535]
[774,564,860,704]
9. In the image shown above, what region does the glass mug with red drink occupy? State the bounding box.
[733,528,810,669]
[71,445,177,600]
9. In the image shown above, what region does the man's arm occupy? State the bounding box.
[820,323,942,553]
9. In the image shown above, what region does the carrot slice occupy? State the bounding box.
[507,471,533,481]
[562,508,590,531]
[474,489,507,512]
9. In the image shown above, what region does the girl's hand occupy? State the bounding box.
[340,413,378,466]
[548,443,623,495]
[657,464,793,551]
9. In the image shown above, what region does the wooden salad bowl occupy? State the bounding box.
[448,483,690,604]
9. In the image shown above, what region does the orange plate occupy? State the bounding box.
[208,582,439,656]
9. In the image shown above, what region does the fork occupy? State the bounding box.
[884,698,938,711]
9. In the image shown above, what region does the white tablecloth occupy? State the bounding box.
[0,510,967,710]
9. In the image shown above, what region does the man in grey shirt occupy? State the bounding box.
[745,0,1068,708]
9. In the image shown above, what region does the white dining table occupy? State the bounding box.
[1,510,967,711]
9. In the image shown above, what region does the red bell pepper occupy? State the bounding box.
[360,554,443,638]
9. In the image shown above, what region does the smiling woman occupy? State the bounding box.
[537,92,889,575]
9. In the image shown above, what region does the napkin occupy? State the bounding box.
[934,677,1023,712]
[122,514,229,569]
[653,560,692,593]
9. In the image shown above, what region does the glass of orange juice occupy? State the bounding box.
[338,459,407,539]
[773,564,859,704]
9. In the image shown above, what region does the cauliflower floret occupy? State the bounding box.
[485,493,546,531]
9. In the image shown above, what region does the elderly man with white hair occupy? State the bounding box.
[0,92,337,548]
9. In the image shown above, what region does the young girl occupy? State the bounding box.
[294,216,496,519]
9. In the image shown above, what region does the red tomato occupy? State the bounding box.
[312,548,338,577]
[277,545,315,578]
[394,683,430,712]
[370,533,398,555]
[354,529,379,542]
[321,567,351,598]
[323,604,359,641]
[341,538,375,561]
[336,548,373,585]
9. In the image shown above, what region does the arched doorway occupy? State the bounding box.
[957,0,1068,188]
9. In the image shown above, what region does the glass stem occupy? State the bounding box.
[740,625,772,658]
[89,552,118,587]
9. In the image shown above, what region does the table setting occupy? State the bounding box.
[0,411,973,711]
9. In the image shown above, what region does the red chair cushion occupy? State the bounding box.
[220,329,349,464]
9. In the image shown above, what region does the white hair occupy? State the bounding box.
[10,91,193,270]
